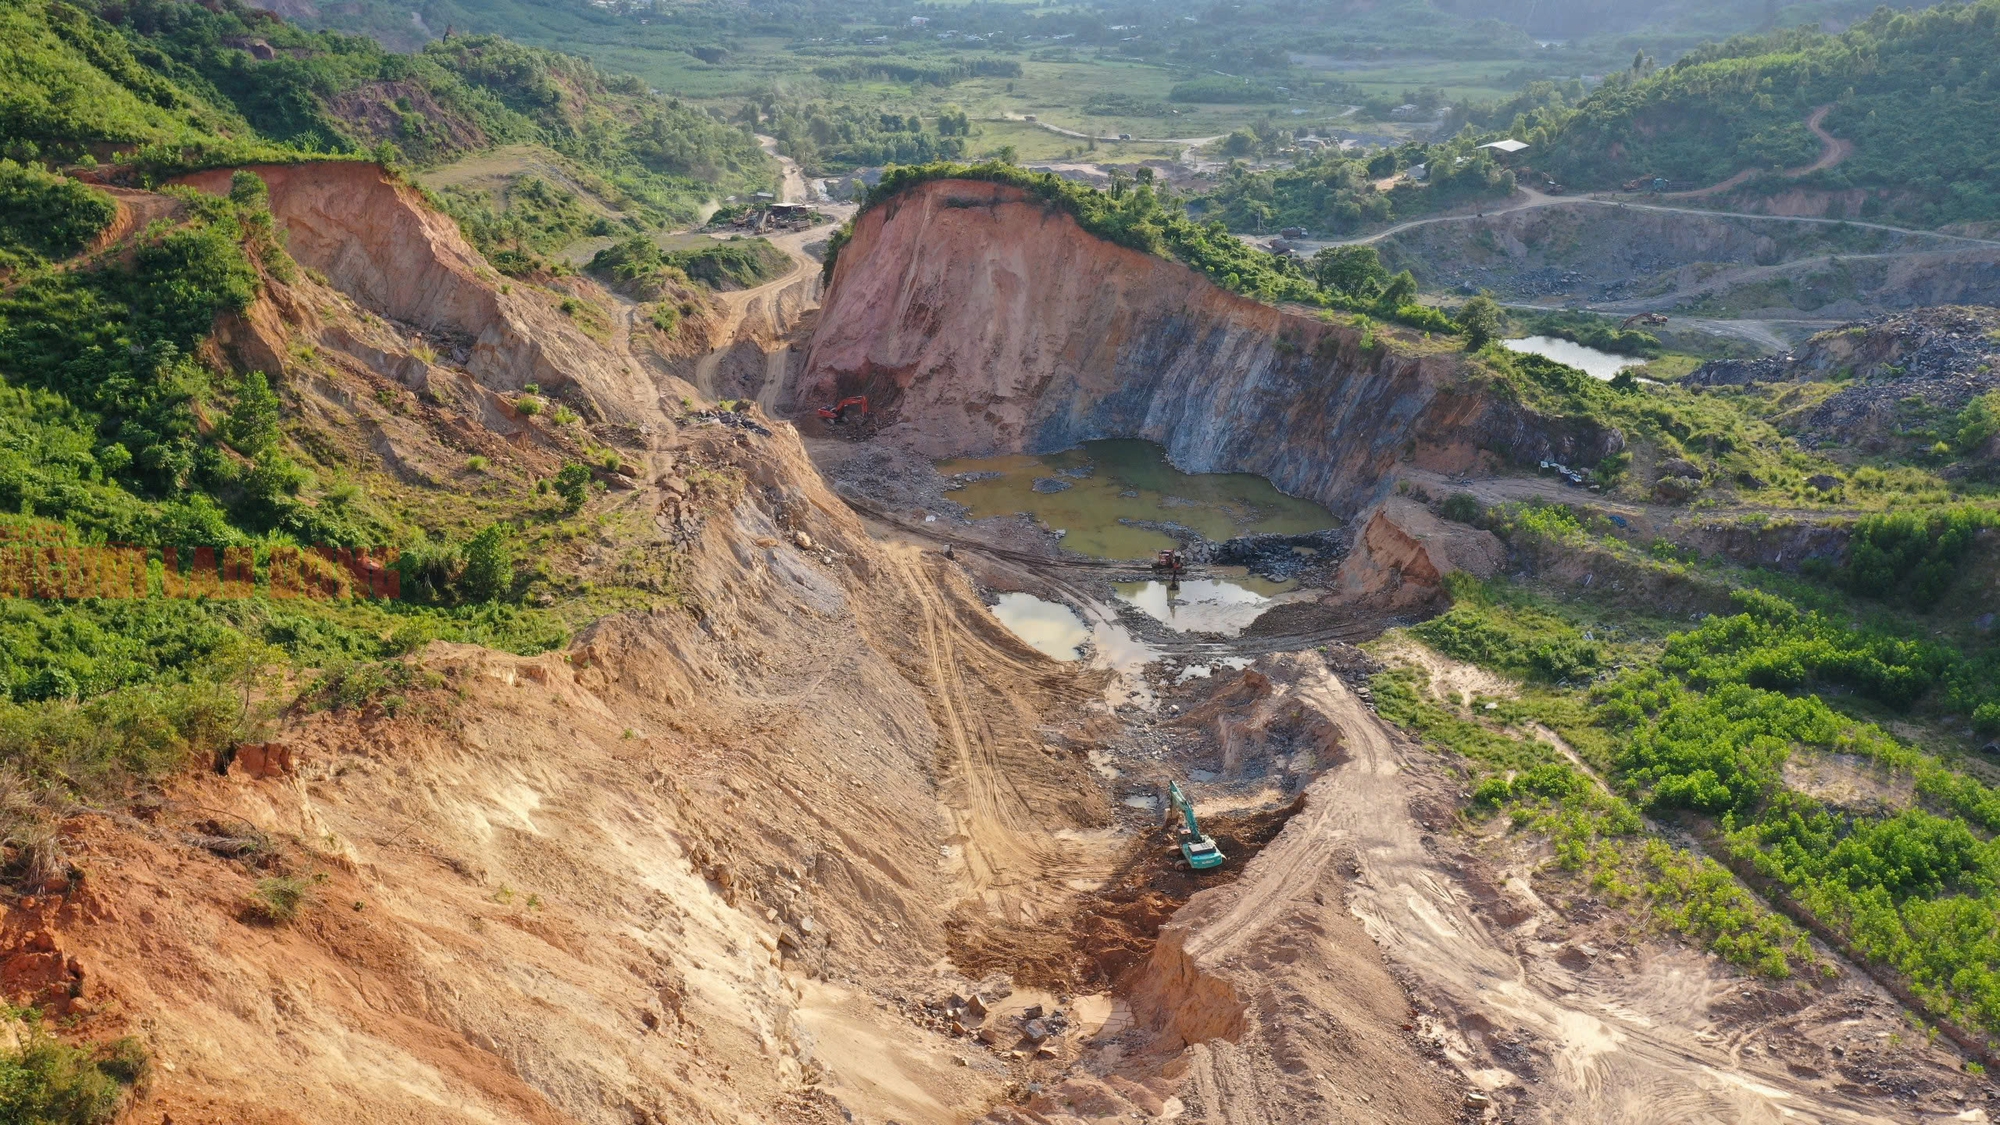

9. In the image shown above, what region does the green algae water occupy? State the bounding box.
[938,439,1337,560]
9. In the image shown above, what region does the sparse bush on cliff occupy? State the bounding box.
[247,875,312,924]
[1439,492,1484,524]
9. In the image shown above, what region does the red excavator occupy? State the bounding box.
[1151,548,1186,589]
[816,396,872,425]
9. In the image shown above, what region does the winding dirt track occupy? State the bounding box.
[1295,104,1998,254]
[689,146,850,401]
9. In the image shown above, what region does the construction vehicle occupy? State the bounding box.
[1150,548,1185,590]
[1168,781,1224,870]
[1620,312,1668,330]
[816,396,872,425]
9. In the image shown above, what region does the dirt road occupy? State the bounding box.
[690,142,851,401]
[998,113,1225,147]
[1667,104,1853,200]
[757,133,810,205]
[1266,659,1952,1123]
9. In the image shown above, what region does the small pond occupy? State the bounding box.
[1502,336,1644,381]
[989,592,1091,661]
[1113,571,1295,636]
[938,439,1338,561]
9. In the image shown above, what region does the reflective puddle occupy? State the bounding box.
[938,438,1337,560]
[990,592,1090,660]
[1502,336,1643,380]
[1113,573,1294,636]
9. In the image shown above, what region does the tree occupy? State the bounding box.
[1377,270,1418,308]
[553,462,595,513]
[223,371,282,457]
[1220,130,1256,157]
[1311,246,1389,298]
[1459,294,1503,350]
[459,523,514,601]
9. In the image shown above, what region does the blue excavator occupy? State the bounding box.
[1168,780,1225,870]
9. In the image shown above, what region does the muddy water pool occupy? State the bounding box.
[1502,336,1643,380]
[959,440,1334,642]
[938,439,1337,560]
[989,592,1091,660]
[1113,572,1295,636]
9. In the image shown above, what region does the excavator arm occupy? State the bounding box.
[1168,781,1225,870]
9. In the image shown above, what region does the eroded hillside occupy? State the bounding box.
[3,119,1999,1125]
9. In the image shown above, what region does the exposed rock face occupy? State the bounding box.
[1332,497,1504,609]
[802,179,1620,518]
[1687,306,2000,457]
[176,163,668,425]
[1690,305,2000,387]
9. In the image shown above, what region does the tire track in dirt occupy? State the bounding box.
[883,549,1120,926]
[1272,659,1912,1124]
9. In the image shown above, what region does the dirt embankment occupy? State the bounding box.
[3,167,1167,1125]
[800,178,1622,518]
[175,162,684,424]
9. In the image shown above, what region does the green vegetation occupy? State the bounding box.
[0,152,589,886]
[1389,496,2000,1034]
[0,161,115,268]
[1371,636,1812,977]
[1833,508,1999,609]
[1169,76,1282,104]
[761,97,969,175]
[247,874,312,923]
[0,0,767,253]
[0,1019,146,1124]
[1536,2,2000,225]
[589,234,788,295]
[1193,137,1516,237]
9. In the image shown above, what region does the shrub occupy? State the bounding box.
[457,524,513,603]
[1457,295,1504,351]
[1439,492,1484,524]
[221,371,281,457]
[515,395,543,416]
[0,1028,134,1124]
[1956,391,2000,453]
[1840,507,1996,609]
[247,876,310,924]
[0,162,115,264]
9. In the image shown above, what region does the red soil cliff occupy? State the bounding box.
[803,178,1621,517]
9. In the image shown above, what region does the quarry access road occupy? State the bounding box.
[691,145,850,402]
[1662,103,1854,200]
[1295,188,2000,252]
